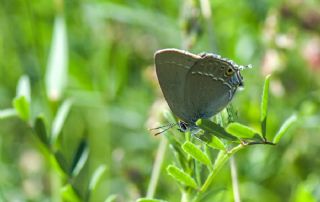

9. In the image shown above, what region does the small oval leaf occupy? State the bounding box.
[226,122,261,139]
[13,96,30,122]
[182,141,211,166]
[166,165,197,189]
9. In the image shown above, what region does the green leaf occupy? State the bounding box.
[196,119,237,141]
[46,16,68,101]
[226,122,261,139]
[166,165,198,189]
[13,96,30,122]
[195,132,226,150]
[182,141,211,166]
[71,138,89,176]
[261,74,271,138]
[61,184,81,202]
[51,99,73,145]
[12,75,31,122]
[89,165,107,192]
[136,198,168,202]
[273,114,298,144]
[34,116,49,145]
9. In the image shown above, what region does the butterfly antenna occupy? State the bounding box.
[149,123,177,136]
[239,64,253,70]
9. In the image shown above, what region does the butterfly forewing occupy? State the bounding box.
[155,49,201,122]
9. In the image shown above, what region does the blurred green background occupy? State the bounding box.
[0,0,320,201]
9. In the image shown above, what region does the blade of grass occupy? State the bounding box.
[273,114,298,144]
[261,75,271,139]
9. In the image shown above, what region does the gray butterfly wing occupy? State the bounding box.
[155,49,201,122]
[184,55,239,123]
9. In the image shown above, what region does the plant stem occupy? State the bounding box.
[230,156,241,202]
[199,144,243,193]
[146,136,167,198]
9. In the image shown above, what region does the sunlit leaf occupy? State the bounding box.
[226,122,261,139]
[166,165,198,189]
[182,141,211,166]
[13,96,30,122]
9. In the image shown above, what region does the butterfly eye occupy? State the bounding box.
[225,67,234,76]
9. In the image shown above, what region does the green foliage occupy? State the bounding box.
[226,122,260,139]
[196,119,237,141]
[182,141,212,167]
[166,165,198,189]
[0,0,319,201]
[261,74,271,138]
[13,96,30,122]
[273,114,298,144]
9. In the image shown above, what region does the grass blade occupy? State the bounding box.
[273,114,298,144]
[261,75,271,138]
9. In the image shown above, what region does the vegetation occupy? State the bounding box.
[0,0,319,201]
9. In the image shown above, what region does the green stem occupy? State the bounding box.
[230,156,241,202]
[200,144,243,193]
